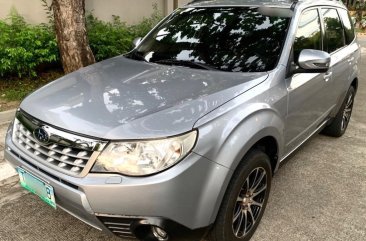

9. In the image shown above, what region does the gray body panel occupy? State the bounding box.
[4,0,361,235]
[5,128,232,229]
[20,56,267,140]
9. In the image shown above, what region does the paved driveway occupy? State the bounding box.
[1,45,365,241]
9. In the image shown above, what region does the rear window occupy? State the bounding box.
[127,7,291,72]
[338,8,355,45]
[322,8,346,53]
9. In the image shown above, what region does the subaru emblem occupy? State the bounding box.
[33,127,49,144]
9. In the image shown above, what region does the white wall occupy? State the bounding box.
[0,0,50,24]
[86,0,164,24]
[164,0,192,15]
[0,0,180,25]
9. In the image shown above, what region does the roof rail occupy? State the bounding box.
[189,0,208,3]
[189,0,342,2]
[187,0,344,5]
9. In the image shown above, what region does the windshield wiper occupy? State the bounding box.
[152,59,218,71]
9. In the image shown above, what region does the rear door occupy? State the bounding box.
[320,8,350,109]
[326,8,359,108]
[285,8,334,151]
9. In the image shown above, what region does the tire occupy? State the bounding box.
[207,150,272,241]
[322,86,355,137]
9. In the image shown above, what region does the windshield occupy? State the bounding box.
[126,7,290,72]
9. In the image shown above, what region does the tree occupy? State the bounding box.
[52,0,95,73]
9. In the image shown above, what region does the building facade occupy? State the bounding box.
[0,0,191,25]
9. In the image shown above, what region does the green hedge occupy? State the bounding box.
[0,12,58,77]
[87,7,162,61]
[0,8,163,78]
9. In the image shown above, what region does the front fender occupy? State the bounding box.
[193,105,285,171]
[193,104,285,225]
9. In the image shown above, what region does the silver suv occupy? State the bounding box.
[4,0,360,240]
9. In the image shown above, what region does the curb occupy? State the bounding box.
[0,109,16,124]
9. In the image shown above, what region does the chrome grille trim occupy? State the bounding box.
[12,110,108,177]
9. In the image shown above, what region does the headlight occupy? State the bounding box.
[92,130,197,176]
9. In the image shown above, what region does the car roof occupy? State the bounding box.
[184,0,345,9]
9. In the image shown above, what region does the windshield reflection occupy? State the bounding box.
[126,7,290,72]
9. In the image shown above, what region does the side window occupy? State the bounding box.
[294,9,322,61]
[322,8,345,53]
[338,8,355,45]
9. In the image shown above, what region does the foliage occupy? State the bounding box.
[361,15,366,28]
[0,9,59,77]
[0,6,163,78]
[86,14,134,61]
[128,4,163,38]
[86,5,163,61]
[344,0,366,11]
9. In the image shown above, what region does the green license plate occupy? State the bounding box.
[16,167,56,209]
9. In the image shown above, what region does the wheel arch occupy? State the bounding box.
[330,77,359,118]
[207,131,281,225]
[204,108,285,224]
[250,136,279,175]
[351,77,358,93]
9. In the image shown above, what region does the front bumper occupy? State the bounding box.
[4,127,231,240]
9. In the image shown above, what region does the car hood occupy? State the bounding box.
[20,56,268,140]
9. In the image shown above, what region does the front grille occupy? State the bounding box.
[11,111,107,177]
[13,120,92,175]
[98,216,137,239]
[10,149,79,190]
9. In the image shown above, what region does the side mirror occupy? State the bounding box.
[133,37,142,48]
[296,49,330,73]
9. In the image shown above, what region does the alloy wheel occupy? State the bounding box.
[341,92,354,131]
[232,167,268,238]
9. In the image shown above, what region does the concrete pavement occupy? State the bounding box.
[1,43,366,240]
[0,109,16,125]
[0,124,16,182]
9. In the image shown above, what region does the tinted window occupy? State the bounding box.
[338,9,355,45]
[322,8,345,53]
[294,9,322,61]
[127,7,290,72]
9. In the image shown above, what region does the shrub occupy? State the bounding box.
[129,5,163,38]
[87,6,163,61]
[86,14,134,61]
[0,9,59,77]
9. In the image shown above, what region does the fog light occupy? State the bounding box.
[152,226,169,241]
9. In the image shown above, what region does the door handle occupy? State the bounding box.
[324,72,332,82]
